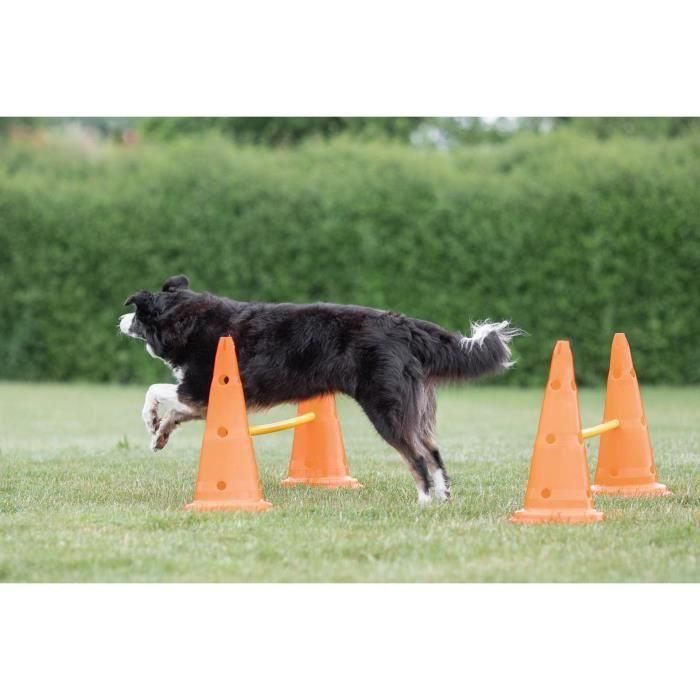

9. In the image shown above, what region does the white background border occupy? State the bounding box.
[2,584,698,698]
[1,1,698,115]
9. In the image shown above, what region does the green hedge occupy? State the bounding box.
[1,131,699,386]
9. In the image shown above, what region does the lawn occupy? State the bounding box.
[0,382,698,582]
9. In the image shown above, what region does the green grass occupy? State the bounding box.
[1,382,698,582]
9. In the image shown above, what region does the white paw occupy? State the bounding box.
[417,490,432,506]
[150,431,168,452]
[432,471,450,502]
[142,410,159,436]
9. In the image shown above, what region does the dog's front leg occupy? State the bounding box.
[141,384,179,436]
[151,407,200,452]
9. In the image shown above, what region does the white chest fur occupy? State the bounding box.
[146,344,184,382]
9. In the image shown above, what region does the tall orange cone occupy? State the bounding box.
[281,395,362,489]
[592,333,670,497]
[511,341,604,524]
[185,337,272,512]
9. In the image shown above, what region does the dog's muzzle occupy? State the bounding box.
[119,313,135,336]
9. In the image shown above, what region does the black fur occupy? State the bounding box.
[122,275,520,501]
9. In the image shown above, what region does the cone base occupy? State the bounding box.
[510,507,604,525]
[185,499,273,512]
[280,475,363,489]
[591,482,671,498]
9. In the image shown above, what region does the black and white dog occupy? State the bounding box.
[119,275,520,503]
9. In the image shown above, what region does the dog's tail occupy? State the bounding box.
[412,319,523,381]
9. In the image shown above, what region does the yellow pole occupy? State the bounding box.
[580,419,620,441]
[249,411,316,437]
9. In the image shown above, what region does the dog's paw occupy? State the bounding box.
[142,410,160,436]
[417,491,432,506]
[150,431,170,452]
[432,471,451,503]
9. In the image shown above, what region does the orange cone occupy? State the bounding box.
[185,337,272,512]
[592,333,670,497]
[511,341,604,524]
[281,395,362,489]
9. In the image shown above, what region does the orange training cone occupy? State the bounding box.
[592,333,670,497]
[185,337,272,512]
[511,340,604,524]
[281,395,362,489]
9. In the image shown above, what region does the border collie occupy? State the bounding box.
[119,275,520,503]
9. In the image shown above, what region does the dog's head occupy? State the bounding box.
[119,275,200,359]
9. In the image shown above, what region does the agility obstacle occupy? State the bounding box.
[282,395,362,489]
[249,411,316,437]
[185,337,362,513]
[592,333,670,497]
[510,333,670,525]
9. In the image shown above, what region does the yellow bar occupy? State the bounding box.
[249,411,316,437]
[580,419,620,440]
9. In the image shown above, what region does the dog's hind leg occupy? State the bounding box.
[420,386,451,502]
[356,382,433,504]
[403,446,433,505]
[422,438,451,502]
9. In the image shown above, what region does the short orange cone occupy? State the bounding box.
[185,337,272,512]
[281,395,362,489]
[511,340,604,524]
[592,333,671,497]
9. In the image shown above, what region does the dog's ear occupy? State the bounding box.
[162,275,190,292]
[123,290,155,315]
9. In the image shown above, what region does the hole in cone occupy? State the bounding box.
[217,426,228,438]
[550,379,561,390]
[630,369,636,378]
[610,468,618,477]
[570,380,576,391]
[545,433,556,444]
[541,488,551,499]
[217,481,226,491]
[613,368,622,379]
[641,416,646,425]
[219,375,230,385]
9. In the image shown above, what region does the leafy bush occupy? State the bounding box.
[139,117,424,145]
[1,130,699,385]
